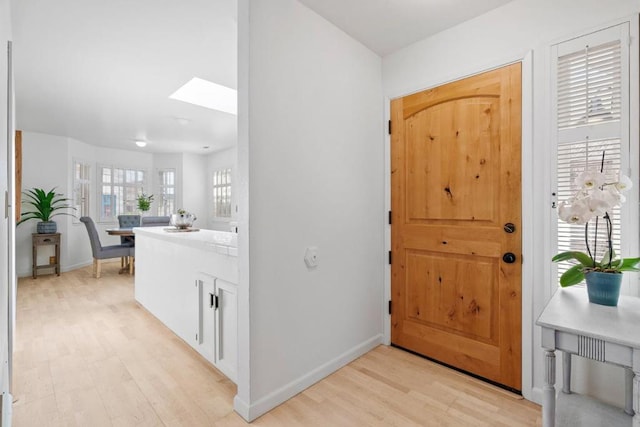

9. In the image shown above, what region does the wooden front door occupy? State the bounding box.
[390,63,522,390]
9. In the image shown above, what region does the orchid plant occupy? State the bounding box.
[552,152,640,287]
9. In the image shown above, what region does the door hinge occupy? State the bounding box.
[388,300,392,315]
[195,333,198,341]
[388,251,392,265]
[388,210,392,225]
[388,120,392,135]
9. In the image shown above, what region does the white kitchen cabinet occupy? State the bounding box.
[134,227,238,384]
[213,278,237,381]
[196,273,237,383]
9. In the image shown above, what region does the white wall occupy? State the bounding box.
[16,133,68,275]
[0,0,12,414]
[207,146,237,231]
[236,0,384,420]
[181,153,207,229]
[382,0,640,408]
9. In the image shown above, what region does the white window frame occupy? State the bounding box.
[212,168,232,220]
[97,164,148,223]
[550,21,639,295]
[72,159,91,224]
[157,168,176,216]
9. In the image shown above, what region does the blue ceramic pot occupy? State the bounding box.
[585,271,622,306]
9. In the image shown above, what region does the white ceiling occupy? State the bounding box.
[11,0,238,154]
[298,0,515,56]
[10,0,513,154]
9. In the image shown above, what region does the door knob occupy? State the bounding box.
[504,223,516,233]
[502,252,517,263]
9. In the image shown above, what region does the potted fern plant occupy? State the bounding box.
[17,187,75,233]
[552,152,640,306]
[136,190,154,215]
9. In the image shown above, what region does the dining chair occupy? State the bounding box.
[140,216,170,227]
[117,214,139,267]
[117,214,140,245]
[80,217,133,278]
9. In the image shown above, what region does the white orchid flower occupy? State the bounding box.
[588,188,617,215]
[614,174,633,192]
[604,185,626,206]
[558,200,594,225]
[575,171,606,190]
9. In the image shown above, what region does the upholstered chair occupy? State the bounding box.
[117,215,140,244]
[140,216,170,227]
[80,217,132,278]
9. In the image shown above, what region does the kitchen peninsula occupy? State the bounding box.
[134,226,238,382]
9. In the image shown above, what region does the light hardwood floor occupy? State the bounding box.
[13,264,541,426]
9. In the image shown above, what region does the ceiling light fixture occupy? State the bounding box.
[135,140,147,147]
[169,77,237,115]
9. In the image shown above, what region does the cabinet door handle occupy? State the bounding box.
[209,293,214,308]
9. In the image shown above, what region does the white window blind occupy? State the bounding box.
[98,165,147,221]
[552,23,629,283]
[212,168,232,218]
[158,169,176,216]
[557,40,621,130]
[72,160,91,222]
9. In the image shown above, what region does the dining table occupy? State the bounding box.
[105,227,135,237]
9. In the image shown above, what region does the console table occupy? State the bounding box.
[32,233,60,278]
[537,287,640,426]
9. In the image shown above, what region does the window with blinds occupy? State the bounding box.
[557,40,621,129]
[552,24,629,283]
[72,160,91,222]
[157,169,176,216]
[212,168,232,218]
[98,165,147,221]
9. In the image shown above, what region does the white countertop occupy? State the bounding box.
[133,226,238,256]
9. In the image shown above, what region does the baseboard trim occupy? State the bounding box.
[234,334,383,422]
[2,392,13,427]
[17,259,118,278]
[233,395,251,421]
[61,260,93,273]
[531,386,543,405]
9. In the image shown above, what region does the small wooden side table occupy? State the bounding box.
[32,233,60,278]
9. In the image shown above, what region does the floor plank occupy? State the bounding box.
[13,264,541,426]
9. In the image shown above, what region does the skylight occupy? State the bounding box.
[169,77,237,115]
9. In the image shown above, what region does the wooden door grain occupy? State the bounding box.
[390,63,522,390]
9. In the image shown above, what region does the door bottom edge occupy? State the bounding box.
[389,343,522,395]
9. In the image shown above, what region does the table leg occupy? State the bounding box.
[562,352,571,394]
[32,242,36,279]
[55,241,60,276]
[543,349,556,427]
